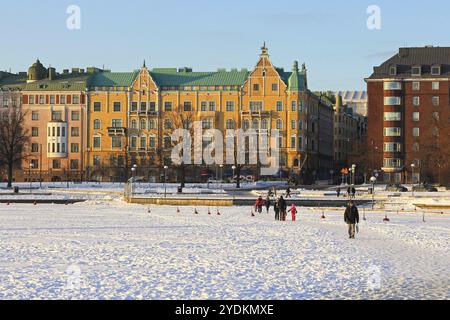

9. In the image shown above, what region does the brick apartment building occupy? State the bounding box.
[366,46,450,185]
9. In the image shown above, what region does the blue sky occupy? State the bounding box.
[1,0,449,90]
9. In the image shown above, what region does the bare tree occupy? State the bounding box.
[0,107,30,188]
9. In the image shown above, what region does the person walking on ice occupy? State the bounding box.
[265,195,271,213]
[289,204,297,221]
[344,200,359,239]
[254,196,264,213]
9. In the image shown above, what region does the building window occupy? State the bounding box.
[253,84,259,91]
[29,95,35,104]
[261,119,268,130]
[32,127,39,137]
[383,127,401,137]
[412,128,420,137]
[50,95,55,104]
[384,112,402,121]
[291,101,297,112]
[111,119,122,128]
[383,158,402,168]
[432,82,440,90]
[209,101,216,112]
[384,82,402,90]
[202,118,213,129]
[164,136,171,149]
[226,101,234,112]
[140,119,146,130]
[149,136,156,148]
[93,119,101,129]
[201,101,207,112]
[52,159,61,169]
[276,101,283,112]
[39,95,45,104]
[149,102,156,112]
[389,66,397,76]
[71,111,80,121]
[32,111,39,121]
[252,119,259,130]
[384,142,402,152]
[226,119,235,129]
[164,101,172,112]
[384,97,401,106]
[432,112,440,121]
[52,111,62,121]
[31,143,39,153]
[183,101,192,111]
[290,136,296,149]
[291,120,296,129]
[243,120,250,130]
[130,136,137,149]
[140,102,147,112]
[412,82,420,91]
[113,102,121,112]
[164,119,172,130]
[131,102,138,112]
[432,96,440,106]
[140,136,147,150]
[413,112,420,122]
[71,127,80,137]
[276,119,283,130]
[249,101,263,112]
[411,66,422,76]
[72,95,80,104]
[112,137,122,148]
[71,143,79,153]
[148,119,156,130]
[70,159,79,170]
[93,102,101,112]
[413,97,420,107]
[272,83,278,91]
[431,66,441,76]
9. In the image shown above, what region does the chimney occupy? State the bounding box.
[48,67,56,80]
[63,69,69,74]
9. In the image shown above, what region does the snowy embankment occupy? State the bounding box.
[0,202,448,300]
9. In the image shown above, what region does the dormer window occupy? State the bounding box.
[411,66,422,76]
[431,65,441,76]
[389,66,397,76]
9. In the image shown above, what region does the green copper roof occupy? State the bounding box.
[149,70,250,87]
[23,73,90,91]
[87,71,139,87]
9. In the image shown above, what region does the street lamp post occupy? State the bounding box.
[220,164,224,182]
[351,164,356,186]
[164,165,168,198]
[411,163,416,197]
[29,163,34,193]
[131,166,136,198]
[370,176,377,210]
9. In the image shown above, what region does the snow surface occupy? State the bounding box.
[0,201,449,300]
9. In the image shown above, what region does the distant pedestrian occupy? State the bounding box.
[278,196,287,221]
[289,204,298,221]
[344,200,359,239]
[351,187,356,198]
[274,200,280,221]
[347,186,351,198]
[336,187,341,198]
[255,196,264,213]
[285,187,292,198]
[265,196,271,213]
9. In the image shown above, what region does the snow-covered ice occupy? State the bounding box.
[0,201,449,300]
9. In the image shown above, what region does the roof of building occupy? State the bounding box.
[87,71,139,87]
[334,91,367,102]
[368,46,450,79]
[24,73,91,91]
[149,69,250,87]
[0,72,27,90]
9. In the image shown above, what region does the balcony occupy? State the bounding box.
[242,110,271,117]
[108,127,126,136]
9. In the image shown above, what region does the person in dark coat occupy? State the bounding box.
[274,200,280,221]
[344,200,360,239]
[351,187,356,198]
[347,186,351,198]
[285,187,291,198]
[278,196,287,221]
[336,187,341,198]
[265,196,271,213]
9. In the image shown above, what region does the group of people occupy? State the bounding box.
[254,195,297,221]
[336,186,356,198]
[255,191,361,240]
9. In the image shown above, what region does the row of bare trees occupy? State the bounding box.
[0,107,29,188]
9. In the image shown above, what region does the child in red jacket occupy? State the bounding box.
[289,204,298,221]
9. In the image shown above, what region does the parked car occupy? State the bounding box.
[386,184,408,192]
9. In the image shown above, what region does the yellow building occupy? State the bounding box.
[85,45,333,183]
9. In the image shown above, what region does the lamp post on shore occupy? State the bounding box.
[164,165,168,198]
[370,176,377,210]
[411,163,416,197]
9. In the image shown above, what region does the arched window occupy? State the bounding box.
[148,119,156,130]
[261,119,268,130]
[226,119,235,129]
[131,120,137,129]
[140,119,146,130]
[276,119,283,130]
[93,119,101,130]
[252,119,259,130]
[243,119,250,130]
